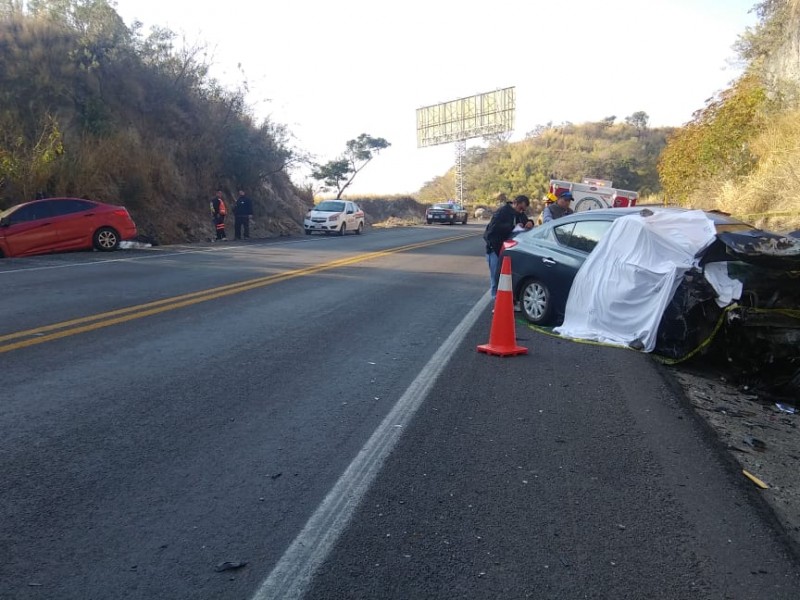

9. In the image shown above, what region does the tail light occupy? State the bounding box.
[502,239,518,251]
[113,209,129,217]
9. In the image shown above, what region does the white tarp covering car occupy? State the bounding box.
[554,210,718,351]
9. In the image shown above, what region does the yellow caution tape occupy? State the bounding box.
[742,470,769,489]
[734,211,800,220]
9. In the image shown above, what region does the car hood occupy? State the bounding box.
[716,229,800,270]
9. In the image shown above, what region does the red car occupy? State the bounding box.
[0,197,138,258]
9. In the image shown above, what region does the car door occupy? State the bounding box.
[549,219,615,307]
[344,202,357,230]
[1,202,58,257]
[49,199,96,249]
[516,219,613,312]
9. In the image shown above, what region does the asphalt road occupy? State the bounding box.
[1,225,798,600]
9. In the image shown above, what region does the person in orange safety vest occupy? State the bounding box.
[210,190,228,241]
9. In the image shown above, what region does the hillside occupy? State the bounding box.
[0,2,312,245]
[658,0,800,232]
[417,117,674,209]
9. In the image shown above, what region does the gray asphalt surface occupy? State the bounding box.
[1,226,798,599]
[304,325,800,599]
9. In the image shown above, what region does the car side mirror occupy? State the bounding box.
[0,217,8,227]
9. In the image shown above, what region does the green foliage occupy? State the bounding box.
[658,72,771,202]
[312,133,390,199]
[420,115,671,204]
[0,2,304,241]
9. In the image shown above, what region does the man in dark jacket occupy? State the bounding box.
[483,194,531,300]
[233,190,254,240]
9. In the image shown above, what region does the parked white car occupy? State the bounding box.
[304,200,365,235]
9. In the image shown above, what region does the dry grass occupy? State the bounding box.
[684,109,800,233]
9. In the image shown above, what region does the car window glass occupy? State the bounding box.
[565,221,613,253]
[7,202,53,224]
[48,199,93,216]
[317,201,345,212]
[553,223,575,245]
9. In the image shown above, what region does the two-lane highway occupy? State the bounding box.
[0,226,485,599]
[1,224,798,599]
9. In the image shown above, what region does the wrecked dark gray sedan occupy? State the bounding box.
[501,207,800,370]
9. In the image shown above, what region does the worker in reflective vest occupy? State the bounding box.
[210,190,227,241]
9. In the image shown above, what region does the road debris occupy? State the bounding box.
[215,561,248,572]
[742,470,770,489]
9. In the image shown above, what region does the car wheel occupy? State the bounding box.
[339,223,347,236]
[355,222,363,235]
[462,216,468,225]
[93,227,120,251]
[520,279,552,325]
[305,229,312,235]
[426,219,432,224]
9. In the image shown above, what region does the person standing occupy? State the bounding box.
[483,194,531,301]
[233,189,253,240]
[210,190,228,241]
[542,191,574,223]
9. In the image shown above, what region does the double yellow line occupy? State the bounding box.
[1,234,476,354]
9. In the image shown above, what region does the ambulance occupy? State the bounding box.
[549,178,638,212]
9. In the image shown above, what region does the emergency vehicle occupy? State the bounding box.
[549,178,638,212]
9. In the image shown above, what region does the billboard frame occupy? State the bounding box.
[416,87,515,148]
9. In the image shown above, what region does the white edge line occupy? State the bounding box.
[251,291,492,600]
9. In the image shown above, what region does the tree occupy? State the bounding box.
[311,133,390,198]
[0,112,64,200]
[625,111,649,137]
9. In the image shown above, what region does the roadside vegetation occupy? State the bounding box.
[1,1,798,240]
[417,114,672,216]
[417,1,800,232]
[660,0,800,232]
[0,0,310,244]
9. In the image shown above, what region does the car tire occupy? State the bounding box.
[339,223,347,236]
[462,216,468,225]
[93,227,120,251]
[355,222,363,235]
[427,219,432,224]
[520,279,553,325]
[305,229,312,235]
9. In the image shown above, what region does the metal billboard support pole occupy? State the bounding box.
[455,139,466,205]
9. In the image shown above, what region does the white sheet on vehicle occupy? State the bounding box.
[553,210,718,351]
[703,262,743,306]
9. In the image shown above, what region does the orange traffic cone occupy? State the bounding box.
[477,255,528,357]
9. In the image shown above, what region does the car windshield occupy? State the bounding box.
[704,212,756,234]
[0,205,21,219]
[432,204,455,209]
[315,201,345,212]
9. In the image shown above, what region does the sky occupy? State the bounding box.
[113,0,760,196]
